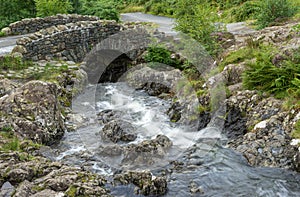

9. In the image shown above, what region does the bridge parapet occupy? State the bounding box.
[1,14,99,36]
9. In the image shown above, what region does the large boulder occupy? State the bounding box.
[101,119,137,143]
[0,81,65,145]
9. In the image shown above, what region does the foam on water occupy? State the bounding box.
[56,146,86,161]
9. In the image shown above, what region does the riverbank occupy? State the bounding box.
[0,14,300,196]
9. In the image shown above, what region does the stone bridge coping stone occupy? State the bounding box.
[15,20,121,46]
[11,19,162,63]
[15,20,157,46]
[1,14,101,35]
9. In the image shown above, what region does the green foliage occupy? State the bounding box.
[0,31,6,37]
[0,56,34,70]
[292,120,300,139]
[144,0,177,16]
[30,63,70,81]
[230,1,260,22]
[255,0,297,29]
[144,46,180,67]
[292,23,300,33]
[35,0,73,17]
[121,5,144,13]
[80,0,119,21]
[175,0,221,56]
[242,47,300,98]
[221,47,253,67]
[0,0,36,29]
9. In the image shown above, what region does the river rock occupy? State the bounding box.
[97,109,124,124]
[0,181,15,197]
[114,170,167,196]
[122,135,173,165]
[125,65,182,96]
[226,90,299,171]
[101,119,137,143]
[0,152,111,197]
[0,79,18,97]
[0,80,65,145]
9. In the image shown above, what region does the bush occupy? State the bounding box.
[0,0,36,29]
[144,46,180,67]
[231,1,260,22]
[242,48,300,98]
[80,0,119,21]
[35,0,73,17]
[255,0,297,29]
[175,0,221,56]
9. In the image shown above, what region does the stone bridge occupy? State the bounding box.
[3,15,165,83]
[4,14,212,83]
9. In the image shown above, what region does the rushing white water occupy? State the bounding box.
[51,82,300,196]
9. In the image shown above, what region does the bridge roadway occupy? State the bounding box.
[0,13,254,56]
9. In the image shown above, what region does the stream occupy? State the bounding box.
[46,12,300,196]
[49,82,300,197]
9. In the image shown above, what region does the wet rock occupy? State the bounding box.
[99,145,123,156]
[0,151,111,197]
[125,65,182,95]
[0,81,65,145]
[189,181,204,194]
[224,106,247,140]
[101,120,137,143]
[114,171,167,196]
[97,109,124,124]
[122,135,172,165]
[167,101,182,123]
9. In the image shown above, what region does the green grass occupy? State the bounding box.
[0,56,34,70]
[121,5,144,13]
[220,44,277,68]
[0,127,42,153]
[292,120,300,139]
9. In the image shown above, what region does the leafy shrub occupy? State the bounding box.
[0,0,36,29]
[255,0,297,29]
[80,0,119,21]
[35,0,73,17]
[175,0,221,56]
[144,46,180,67]
[242,49,300,98]
[231,1,260,22]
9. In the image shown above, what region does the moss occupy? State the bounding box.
[66,185,78,197]
[0,137,20,151]
[292,120,300,139]
[31,185,45,192]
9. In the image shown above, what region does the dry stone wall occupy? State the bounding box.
[12,20,123,62]
[1,14,99,35]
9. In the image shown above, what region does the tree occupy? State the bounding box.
[175,0,221,56]
[70,0,81,13]
[80,0,119,21]
[34,0,73,17]
[0,0,36,29]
